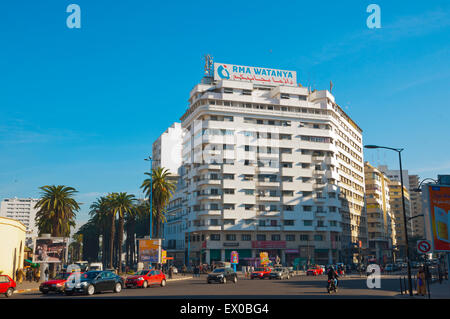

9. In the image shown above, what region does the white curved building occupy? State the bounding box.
[0,217,26,278]
[163,62,366,266]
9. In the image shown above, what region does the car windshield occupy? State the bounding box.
[54,273,71,280]
[137,270,150,276]
[82,271,101,279]
[212,268,225,273]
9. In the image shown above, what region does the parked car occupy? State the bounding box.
[89,263,103,271]
[250,267,271,279]
[207,268,238,284]
[384,264,394,272]
[64,270,124,296]
[269,267,290,280]
[125,269,167,288]
[307,265,323,276]
[0,275,16,297]
[40,272,81,294]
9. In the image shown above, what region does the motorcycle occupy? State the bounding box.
[327,279,338,293]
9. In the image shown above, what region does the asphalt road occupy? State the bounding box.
[12,274,402,299]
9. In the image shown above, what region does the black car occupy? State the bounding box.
[207,268,238,284]
[64,270,124,295]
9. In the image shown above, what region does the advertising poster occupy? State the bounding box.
[427,185,450,252]
[230,251,239,264]
[260,252,269,266]
[33,237,69,263]
[161,249,167,264]
[138,239,161,263]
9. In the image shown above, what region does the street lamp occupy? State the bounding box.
[364,144,413,296]
[144,156,153,239]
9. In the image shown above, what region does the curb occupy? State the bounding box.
[167,276,193,282]
[14,288,40,294]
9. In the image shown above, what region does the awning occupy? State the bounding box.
[24,259,40,268]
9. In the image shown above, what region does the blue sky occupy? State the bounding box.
[1,1,449,228]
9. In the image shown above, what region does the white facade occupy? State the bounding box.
[152,122,183,175]
[162,64,365,266]
[0,198,39,246]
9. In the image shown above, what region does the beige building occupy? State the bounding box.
[364,162,396,264]
[389,181,411,259]
[0,217,26,279]
[409,175,425,238]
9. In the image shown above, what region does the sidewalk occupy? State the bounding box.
[395,279,450,299]
[14,281,41,294]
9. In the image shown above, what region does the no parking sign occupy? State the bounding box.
[417,240,432,254]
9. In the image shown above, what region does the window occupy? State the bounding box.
[245,145,250,151]
[256,234,266,241]
[224,204,235,210]
[210,234,220,241]
[210,203,219,210]
[270,220,278,226]
[223,174,234,180]
[226,234,236,241]
[284,220,294,226]
[210,219,219,226]
[300,234,309,241]
[286,234,295,241]
[241,234,252,241]
[303,220,313,226]
[243,189,254,195]
[259,220,266,227]
[283,205,294,211]
[224,219,235,225]
[303,206,312,212]
[271,234,281,241]
[314,235,324,241]
[244,219,254,225]
[224,189,235,194]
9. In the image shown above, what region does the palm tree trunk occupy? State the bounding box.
[109,214,115,269]
[118,216,124,273]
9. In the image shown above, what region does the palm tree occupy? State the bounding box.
[140,167,176,238]
[108,192,136,273]
[34,185,80,277]
[35,185,80,237]
[89,196,111,265]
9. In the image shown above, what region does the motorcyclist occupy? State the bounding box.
[327,266,339,289]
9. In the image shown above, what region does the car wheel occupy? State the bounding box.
[233,276,237,283]
[222,277,227,284]
[142,281,148,288]
[87,284,95,296]
[5,288,14,298]
[114,283,122,293]
[160,279,166,287]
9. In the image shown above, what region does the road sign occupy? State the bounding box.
[417,240,432,254]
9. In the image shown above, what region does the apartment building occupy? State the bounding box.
[163,61,366,266]
[364,162,396,264]
[389,181,412,259]
[409,175,425,238]
[0,198,39,246]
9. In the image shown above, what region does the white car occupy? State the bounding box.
[89,262,103,271]
[172,267,178,274]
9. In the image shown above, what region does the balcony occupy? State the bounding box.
[256,195,280,202]
[197,179,221,186]
[257,210,281,217]
[196,210,222,217]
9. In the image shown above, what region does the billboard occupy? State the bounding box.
[424,185,450,252]
[230,251,239,264]
[214,63,297,86]
[260,252,269,266]
[33,237,69,263]
[138,238,161,263]
[161,249,167,264]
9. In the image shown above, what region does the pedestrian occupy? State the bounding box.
[26,267,32,282]
[169,266,173,279]
[35,268,41,282]
[16,268,23,284]
[44,267,49,282]
[182,264,187,276]
[416,266,427,296]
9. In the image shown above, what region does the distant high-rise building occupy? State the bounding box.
[409,175,425,238]
[0,198,39,246]
[364,162,396,264]
[388,181,411,259]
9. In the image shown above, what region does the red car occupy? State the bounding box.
[306,266,323,276]
[250,267,272,279]
[39,272,81,294]
[125,269,167,288]
[0,275,16,297]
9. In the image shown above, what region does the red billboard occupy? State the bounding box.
[426,185,450,252]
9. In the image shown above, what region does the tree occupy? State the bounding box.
[34,185,80,277]
[108,192,136,273]
[89,196,111,266]
[140,167,176,238]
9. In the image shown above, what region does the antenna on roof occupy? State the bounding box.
[204,54,214,77]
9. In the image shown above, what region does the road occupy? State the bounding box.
[13,274,402,299]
